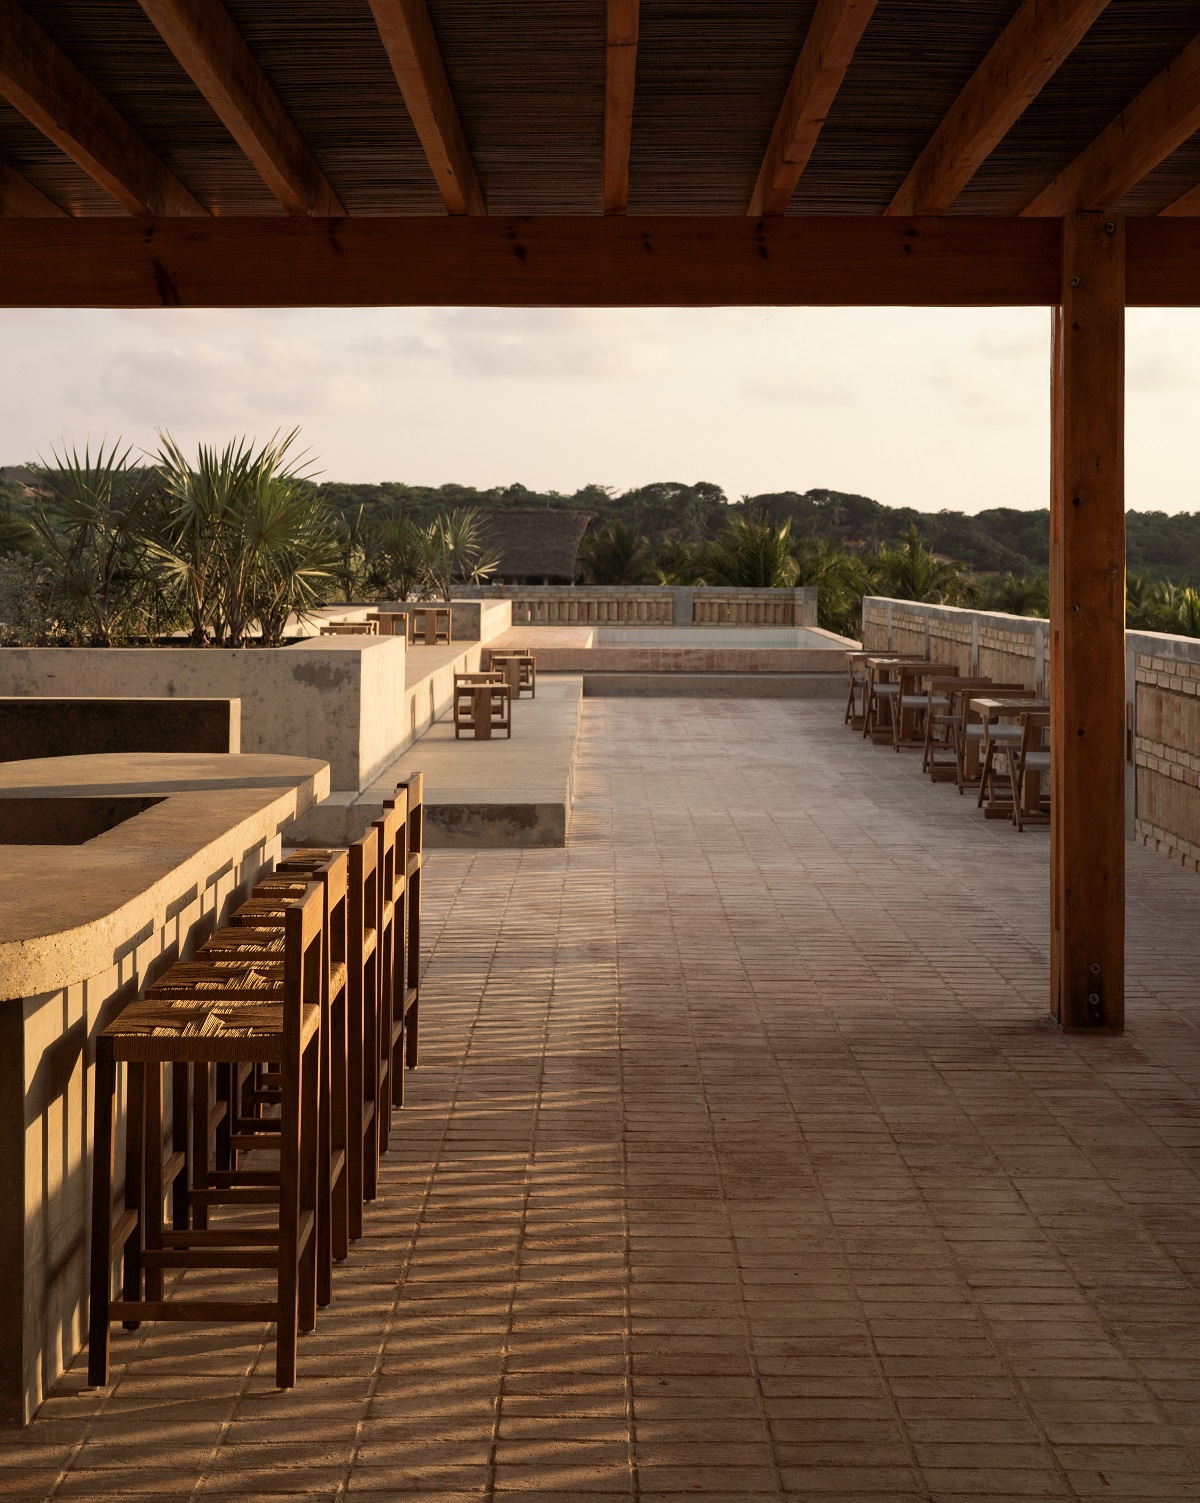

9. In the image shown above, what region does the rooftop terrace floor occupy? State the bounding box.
[11,699,1200,1500]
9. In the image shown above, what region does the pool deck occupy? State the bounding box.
[13,697,1200,1500]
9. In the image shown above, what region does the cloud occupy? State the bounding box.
[741,369,855,405]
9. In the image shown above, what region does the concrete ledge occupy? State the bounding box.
[582,672,845,698]
[291,676,583,848]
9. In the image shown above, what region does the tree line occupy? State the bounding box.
[0,438,496,647]
[3,454,1198,644]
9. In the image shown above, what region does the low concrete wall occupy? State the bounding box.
[468,585,819,629]
[0,639,406,792]
[863,597,1200,876]
[509,645,848,674]
[0,697,240,762]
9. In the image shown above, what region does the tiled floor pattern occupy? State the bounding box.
[7,698,1200,1501]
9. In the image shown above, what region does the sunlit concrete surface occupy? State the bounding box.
[9,699,1200,1500]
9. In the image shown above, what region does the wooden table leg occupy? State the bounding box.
[472,686,492,739]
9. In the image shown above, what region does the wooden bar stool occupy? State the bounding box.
[411,606,451,645]
[394,772,423,1079]
[88,884,323,1390]
[371,803,402,1152]
[233,841,377,1237]
[347,828,381,1230]
[221,853,351,1298]
[453,672,512,739]
[489,651,536,699]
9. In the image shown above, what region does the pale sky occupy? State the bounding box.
[1,305,1197,514]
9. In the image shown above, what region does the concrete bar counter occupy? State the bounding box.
[0,752,329,1425]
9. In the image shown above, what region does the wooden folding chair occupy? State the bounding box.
[891,662,959,752]
[1011,712,1052,831]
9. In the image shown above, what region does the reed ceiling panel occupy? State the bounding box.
[627,0,815,214]
[959,0,1200,215]
[221,1,442,214]
[14,0,277,214]
[0,99,116,215]
[790,2,1021,216]
[427,0,606,214]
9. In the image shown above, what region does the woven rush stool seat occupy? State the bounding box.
[88,884,324,1390]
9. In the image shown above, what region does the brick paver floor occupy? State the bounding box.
[8,698,1200,1501]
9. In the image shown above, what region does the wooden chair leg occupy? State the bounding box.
[363,954,380,1202]
[275,1048,302,1389]
[299,1036,320,1336]
[191,1061,210,1231]
[122,1062,146,1325]
[142,1065,164,1303]
[170,1064,189,1231]
[88,1041,117,1387]
[347,983,365,1240]
[331,995,350,1261]
[316,1004,333,1308]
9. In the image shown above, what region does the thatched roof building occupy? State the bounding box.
[480,509,593,586]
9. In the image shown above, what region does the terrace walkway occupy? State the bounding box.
[11,699,1200,1501]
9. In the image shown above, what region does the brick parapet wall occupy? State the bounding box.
[1133,649,1200,873]
[469,586,818,629]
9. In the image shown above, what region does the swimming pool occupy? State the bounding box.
[594,627,839,649]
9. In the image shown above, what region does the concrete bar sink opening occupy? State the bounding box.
[0,796,164,845]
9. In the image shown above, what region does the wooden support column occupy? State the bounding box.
[1050,211,1126,1032]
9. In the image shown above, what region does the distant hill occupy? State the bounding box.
[6,463,1199,580]
[314,478,1200,580]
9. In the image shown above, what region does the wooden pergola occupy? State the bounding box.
[5,0,1200,1033]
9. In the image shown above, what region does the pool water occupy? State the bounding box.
[594,627,837,649]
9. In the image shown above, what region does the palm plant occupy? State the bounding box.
[25,441,161,645]
[1177,587,1200,638]
[154,429,331,645]
[375,508,437,600]
[695,510,799,588]
[579,520,657,584]
[330,503,375,604]
[872,525,967,605]
[423,508,498,601]
[990,571,1049,617]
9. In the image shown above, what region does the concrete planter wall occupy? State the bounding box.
[863,596,1200,876]
[0,638,405,792]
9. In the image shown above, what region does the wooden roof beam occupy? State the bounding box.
[888,0,1111,217]
[604,0,639,214]
[366,0,483,215]
[749,0,879,217]
[137,0,344,216]
[0,160,66,216]
[1024,31,1200,215]
[1161,180,1200,216]
[0,0,204,216]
